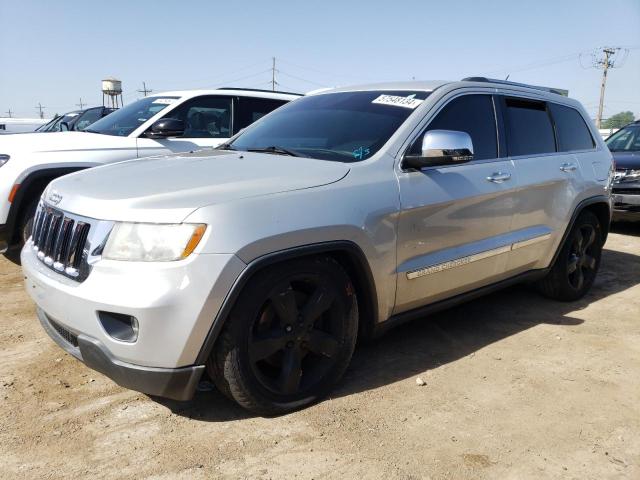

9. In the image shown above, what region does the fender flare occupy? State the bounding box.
[549,194,612,267]
[194,240,378,365]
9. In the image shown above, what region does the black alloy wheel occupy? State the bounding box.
[208,256,358,415]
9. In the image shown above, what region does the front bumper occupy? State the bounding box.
[612,192,640,208]
[22,243,247,399]
[38,308,204,400]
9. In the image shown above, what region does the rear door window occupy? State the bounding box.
[234,97,289,134]
[549,103,594,151]
[505,98,556,156]
[410,94,498,161]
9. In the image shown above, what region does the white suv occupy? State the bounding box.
[22,78,613,415]
[0,88,299,262]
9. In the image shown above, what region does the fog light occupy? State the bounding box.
[98,311,139,342]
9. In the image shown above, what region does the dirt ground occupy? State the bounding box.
[1,224,639,480]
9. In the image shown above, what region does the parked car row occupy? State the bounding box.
[35,106,117,133]
[2,78,617,415]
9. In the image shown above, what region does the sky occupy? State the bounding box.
[0,0,639,120]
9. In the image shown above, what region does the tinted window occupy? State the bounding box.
[505,98,556,156]
[606,124,640,152]
[410,94,498,161]
[228,90,430,162]
[164,96,232,138]
[73,108,104,131]
[549,103,594,151]
[235,97,288,133]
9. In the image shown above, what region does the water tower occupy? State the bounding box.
[102,77,123,108]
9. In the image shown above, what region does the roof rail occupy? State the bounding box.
[217,87,303,96]
[461,77,568,96]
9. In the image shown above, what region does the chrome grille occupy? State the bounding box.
[31,205,92,281]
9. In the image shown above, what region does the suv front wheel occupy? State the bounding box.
[208,256,359,415]
[537,210,603,301]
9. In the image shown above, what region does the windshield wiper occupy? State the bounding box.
[216,143,237,151]
[83,128,100,134]
[246,146,305,157]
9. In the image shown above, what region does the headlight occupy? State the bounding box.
[627,169,640,179]
[0,154,9,167]
[102,223,206,262]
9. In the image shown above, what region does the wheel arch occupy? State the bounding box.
[7,167,88,245]
[550,195,611,267]
[195,241,379,365]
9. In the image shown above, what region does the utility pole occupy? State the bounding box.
[586,47,628,128]
[271,57,278,91]
[595,48,617,128]
[35,102,45,119]
[137,82,152,97]
[5,109,12,118]
[76,98,86,109]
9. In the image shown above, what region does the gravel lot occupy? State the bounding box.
[1,224,639,480]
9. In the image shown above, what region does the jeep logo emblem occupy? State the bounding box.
[48,191,63,206]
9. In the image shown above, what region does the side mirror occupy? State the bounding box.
[59,121,69,132]
[403,130,474,170]
[146,118,185,139]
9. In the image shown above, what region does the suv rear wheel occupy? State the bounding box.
[208,256,358,415]
[537,210,603,301]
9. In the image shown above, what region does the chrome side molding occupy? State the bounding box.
[406,232,552,280]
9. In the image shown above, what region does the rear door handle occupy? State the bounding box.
[560,162,577,172]
[486,172,511,183]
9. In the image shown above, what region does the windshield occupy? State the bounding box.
[606,124,640,152]
[227,90,430,162]
[85,96,179,137]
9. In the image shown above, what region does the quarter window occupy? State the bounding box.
[165,96,232,138]
[549,103,594,151]
[505,98,556,156]
[410,94,498,161]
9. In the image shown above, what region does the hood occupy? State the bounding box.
[46,150,350,223]
[612,151,640,170]
[0,131,129,155]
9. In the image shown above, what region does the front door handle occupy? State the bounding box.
[560,162,578,172]
[486,172,512,183]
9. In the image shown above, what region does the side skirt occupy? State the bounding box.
[373,269,548,338]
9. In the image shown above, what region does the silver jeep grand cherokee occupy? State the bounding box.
[22,78,614,415]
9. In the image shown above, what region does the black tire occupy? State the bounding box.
[537,210,603,301]
[207,256,358,415]
[3,198,38,265]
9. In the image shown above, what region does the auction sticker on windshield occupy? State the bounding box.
[152,98,177,105]
[372,94,423,109]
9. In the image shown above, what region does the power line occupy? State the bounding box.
[483,51,582,76]
[277,70,328,88]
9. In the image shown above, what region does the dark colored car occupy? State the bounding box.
[35,106,117,133]
[606,120,640,221]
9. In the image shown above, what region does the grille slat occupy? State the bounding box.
[30,205,92,281]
